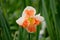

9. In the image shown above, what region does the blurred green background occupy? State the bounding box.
[0,0,60,40]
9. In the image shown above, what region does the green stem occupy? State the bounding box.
[28,33,30,40]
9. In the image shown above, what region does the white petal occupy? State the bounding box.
[41,21,46,31]
[39,30,44,35]
[22,13,26,17]
[39,21,46,37]
[22,6,36,15]
[16,17,25,25]
[35,14,44,22]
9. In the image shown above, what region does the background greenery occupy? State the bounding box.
[0,0,60,40]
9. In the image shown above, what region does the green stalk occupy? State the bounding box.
[36,25,40,40]
[41,0,57,40]
[28,33,30,40]
[0,10,12,40]
[22,29,27,40]
[18,27,23,40]
[49,0,60,40]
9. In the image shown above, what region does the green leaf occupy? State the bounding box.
[0,10,12,40]
[41,0,57,40]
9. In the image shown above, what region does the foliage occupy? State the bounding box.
[0,0,60,40]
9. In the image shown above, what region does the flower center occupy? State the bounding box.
[28,17,35,25]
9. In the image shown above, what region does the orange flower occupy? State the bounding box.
[16,6,44,33]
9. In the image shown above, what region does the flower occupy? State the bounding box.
[16,6,44,33]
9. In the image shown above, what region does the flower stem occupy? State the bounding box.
[28,33,30,40]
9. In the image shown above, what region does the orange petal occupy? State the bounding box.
[22,19,29,28]
[34,19,40,25]
[26,25,36,33]
[25,9,34,17]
